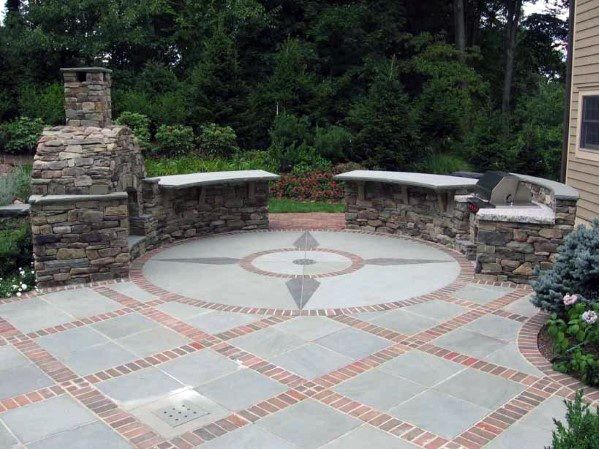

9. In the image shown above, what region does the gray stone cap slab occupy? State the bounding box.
[60,67,112,73]
[29,192,128,205]
[334,170,478,190]
[0,204,31,217]
[476,202,555,224]
[510,173,579,201]
[145,170,280,189]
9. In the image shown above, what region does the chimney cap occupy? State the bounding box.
[60,67,112,74]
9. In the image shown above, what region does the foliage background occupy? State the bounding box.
[0,0,568,179]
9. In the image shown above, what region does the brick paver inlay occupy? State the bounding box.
[0,227,597,449]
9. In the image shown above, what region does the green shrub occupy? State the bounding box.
[532,220,599,316]
[0,219,32,279]
[549,390,599,449]
[547,300,599,386]
[268,113,314,172]
[314,125,352,163]
[115,112,151,148]
[145,151,275,177]
[345,58,418,170]
[0,117,44,154]
[418,153,473,174]
[0,164,31,206]
[19,83,64,125]
[291,146,332,175]
[198,123,238,157]
[155,124,195,156]
[0,265,36,298]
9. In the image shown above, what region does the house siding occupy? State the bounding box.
[566,0,599,225]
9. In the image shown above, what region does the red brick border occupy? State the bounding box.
[239,247,364,279]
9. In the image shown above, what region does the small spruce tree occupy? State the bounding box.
[531,220,599,315]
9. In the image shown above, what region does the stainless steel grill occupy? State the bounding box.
[471,171,532,209]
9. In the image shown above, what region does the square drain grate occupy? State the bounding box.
[153,401,210,427]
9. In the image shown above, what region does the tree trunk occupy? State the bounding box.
[501,0,523,112]
[454,0,467,57]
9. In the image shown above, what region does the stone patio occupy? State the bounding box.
[1,226,597,449]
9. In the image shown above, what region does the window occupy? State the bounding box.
[580,95,599,151]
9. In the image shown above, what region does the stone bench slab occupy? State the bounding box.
[334,170,478,190]
[0,204,31,217]
[476,203,555,224]
[511,173,579,201]
[145,170,280,189]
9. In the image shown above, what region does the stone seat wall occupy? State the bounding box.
[141,179,271,245]
[337,172,579,284]
[30,193,130,287]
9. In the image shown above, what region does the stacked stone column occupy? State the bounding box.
[30,194,130,287]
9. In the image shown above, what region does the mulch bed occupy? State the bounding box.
[537,324,554,362]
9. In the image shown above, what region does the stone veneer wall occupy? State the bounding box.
[32,126,145,199]
[344,181,473,250]
[475,198,577,283]
[141,180,270,243]
[62,68,112,127]
[342,180,578,283]
[30,193,130,287]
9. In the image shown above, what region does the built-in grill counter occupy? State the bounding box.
[335,170,579,283]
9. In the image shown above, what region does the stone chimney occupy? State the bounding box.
[61,67,112,127]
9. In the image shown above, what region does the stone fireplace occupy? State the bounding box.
[28,67,277,288]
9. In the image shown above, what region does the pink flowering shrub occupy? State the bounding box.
[548,295,599,386]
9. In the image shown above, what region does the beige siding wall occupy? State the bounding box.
[567,0,599,225]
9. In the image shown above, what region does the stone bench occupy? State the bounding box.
[139,170,279,244]
[335,170,579,283]
[334,170,478,249]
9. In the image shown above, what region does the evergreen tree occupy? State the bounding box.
[346,58,418,170]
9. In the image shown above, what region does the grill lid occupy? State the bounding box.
[476,171,509,200]
[475,171,532,206]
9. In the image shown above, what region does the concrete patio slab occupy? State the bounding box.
[435,368,525,409]
[320,425,419,449]
[271,343,353,380]
[315,328,391,360]
[27,422,133,449]
[202,424,299,449]
[368,308,440,334]
[185,311,261,334]
[379,350,465,387]
[116,327,190,357]
[161,349,239,387]
[453,284,512,304]
[0,421,17,448]
[333,369,426,410]
[97,367,185,406]
[108,281,157,302]
[0,364,54,400]
[195,369,287,411]
[402,300,467,321]
[273,317,348,340]
[0,299,73,333]
[1,395,96,443]
[0,228,592,449]
[41,288,121,318]
[464,314,522,341]
[434,328,509,359]
[230,327,306,359]
[257,400,361,449]
[91,313,159,339]
[484,342,544,376]
[390,390,490,439]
